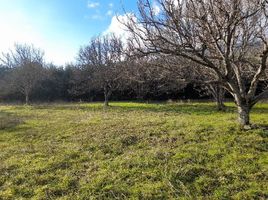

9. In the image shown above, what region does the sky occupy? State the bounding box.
[0,0,139,66]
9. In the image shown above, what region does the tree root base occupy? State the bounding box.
[240,124,260,131]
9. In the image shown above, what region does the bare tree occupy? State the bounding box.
[125,54,188,100]
[189,64,227,111]
[195,83,226,111]
[77,34,125,107]
[0,65,10,99]
[0,44,46,104]
[123,0,268,128]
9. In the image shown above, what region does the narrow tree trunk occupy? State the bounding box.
[25,93,29,105]
[104,93,109,107]
[238,105,250,127]
[216,96,226,111]
[104,87,111,107]
[211,85,226,111]
[136,84,144,101]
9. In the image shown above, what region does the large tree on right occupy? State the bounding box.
[124,0,268,128]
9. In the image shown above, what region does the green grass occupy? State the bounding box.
[0,102,267,199]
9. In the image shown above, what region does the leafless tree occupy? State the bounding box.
[123,0,268,127]
[127,42,226,108]
[0,44,46,104]
[189,64,227,110]
[0,65,10,99]
[77,34,125,106]
[125,54,188,100]
[195,83,226,110]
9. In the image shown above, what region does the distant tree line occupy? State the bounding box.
[0,41,217,105]
[0,0,267,128]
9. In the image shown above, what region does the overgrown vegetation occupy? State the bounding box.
[0,102,267,199]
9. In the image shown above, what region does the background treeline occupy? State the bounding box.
[0,66,200,103]
[0,42,218,105]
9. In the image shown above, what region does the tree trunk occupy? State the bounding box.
[104,87,111,107]
[216,94,226,111]
[214,85,226,111]
[104,93,109,107]
[25,93,29,105]
[136,94,144,101]
[136,84,145,101]
[237,104,250,128]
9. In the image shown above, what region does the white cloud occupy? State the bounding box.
[87,1,100,8]
[104,14,131,39]
[152,2,161,16]
[106,10,113,16]
[104,13,148,50]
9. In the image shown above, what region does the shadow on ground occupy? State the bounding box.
[0,111,24,130]
[16,101,268,115]
[31,102,237,115]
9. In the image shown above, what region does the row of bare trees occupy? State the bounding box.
[0,41,190,106]
[0,0,267,128]
[121,0,268,128]
[75,35,190,106]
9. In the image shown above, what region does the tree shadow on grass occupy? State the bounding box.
[32,103,104,112]
[109,102,242,115]
[114,102,268,114]
[252,106,268,114]
[28,101,268,115]
[259,125,268,130]
[0,111,24,130]
[32,102,238,115]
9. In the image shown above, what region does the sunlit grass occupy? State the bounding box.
[0,102,267,199]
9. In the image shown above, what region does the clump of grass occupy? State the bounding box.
[0,102,267,199]
[121,135,139,147]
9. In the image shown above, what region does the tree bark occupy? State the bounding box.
[208,84,226,111]
[104,87,111,107]
[104,93,109,107]
[216,97,226,111]
[215,87,226,111]
[237,104,250,128]
[136,87,143,101]
[25,92,29,105]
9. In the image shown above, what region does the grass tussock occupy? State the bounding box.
[0,102,267,199]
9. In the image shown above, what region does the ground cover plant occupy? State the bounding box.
[0,102,267,199]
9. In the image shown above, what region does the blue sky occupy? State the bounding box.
[0,0,138,65]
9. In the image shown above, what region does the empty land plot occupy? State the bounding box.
[0,102,267,199]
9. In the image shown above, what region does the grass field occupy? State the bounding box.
[0,102,267,199]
